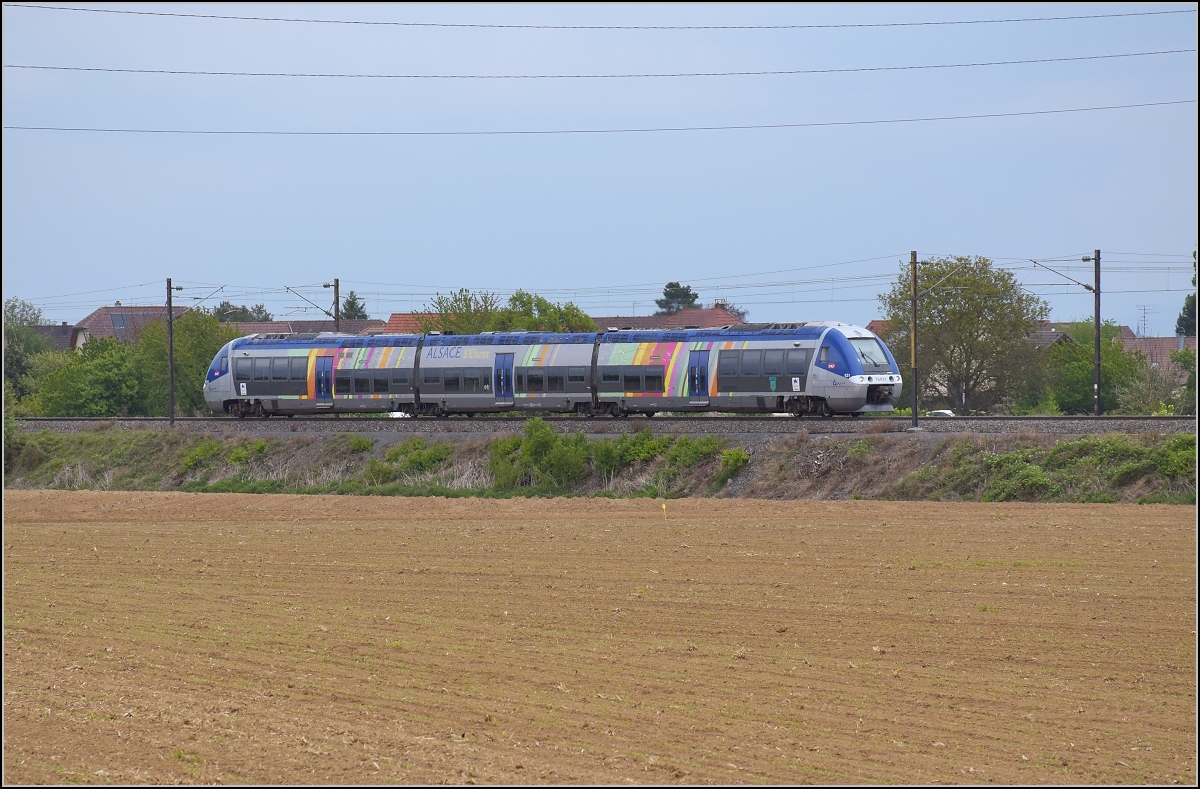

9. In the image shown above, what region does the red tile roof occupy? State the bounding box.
[30,323,86,351]
[381,313,437,334]
[590,305,745,331]
[222,319,385,337]
[76,304,190,343]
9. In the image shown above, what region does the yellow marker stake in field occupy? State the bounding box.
[662,502,667,523]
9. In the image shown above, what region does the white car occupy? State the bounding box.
[926,409,955,417]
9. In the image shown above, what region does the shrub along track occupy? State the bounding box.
[3,492,1195,784]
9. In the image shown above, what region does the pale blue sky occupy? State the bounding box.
[3,3,1196,335]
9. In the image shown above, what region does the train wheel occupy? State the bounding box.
[820,401,834,418]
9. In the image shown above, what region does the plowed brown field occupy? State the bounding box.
[3,491,1195,785]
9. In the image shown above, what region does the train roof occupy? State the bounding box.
[229,322,868,350]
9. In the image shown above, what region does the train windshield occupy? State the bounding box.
[848,337,890,367]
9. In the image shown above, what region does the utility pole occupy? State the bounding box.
[1083,249,1101,415]
[907,251,921,431]
[166,278,183,425]
[323,278,341,331]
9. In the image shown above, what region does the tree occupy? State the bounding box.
[720,302,749,321]
[341,291,369,320]
[1114,354,1182,414]
[136,310,241,416]
[416,289,503,335]
[418,290,596,334]
[494,290,596,332]
[1170,347,1196,415]
[877,256,1049,413]
[1045,333,1143,414]
[212,301,273,322]
[35,337,142,417]
[3,297,49,400]
[1176,250,1196,336]
[655,282,700,315]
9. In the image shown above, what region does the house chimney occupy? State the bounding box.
[1179,332,1186,351]
[62,321,68,327]
[114,300,121,306]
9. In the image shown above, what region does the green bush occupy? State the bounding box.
[713,447,750,488]
[227,446,250,465]
[590,438,622,480]
[488,434,528,489]
[847,439,871,460]
[665,435,724,468]
[363,457,399,486]
[181,437,221,470]
[346,435,374,453]
[385,436,453,475]
[617,428,673,463]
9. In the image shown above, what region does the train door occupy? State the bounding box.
[494,353,514,405]
[315,356,334,408]
[687,349,710,406]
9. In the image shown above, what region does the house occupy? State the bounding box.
[379,304,746,334]
[30,322,87,351]
[588,304,746,331]
[220,319,386,337]
[379,313,437,334]
[1118,334,1198,386]
[74,302,190,344]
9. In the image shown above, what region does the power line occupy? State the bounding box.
[5,5,1194,30]
[5,99,1193,137]
[7,49,1192,80]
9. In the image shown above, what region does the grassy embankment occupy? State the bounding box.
[3,419,1195,503]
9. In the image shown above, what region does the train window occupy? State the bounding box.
[463,370,482,393]
[623,373,643,392]
[644,370,664,393]
[392,369,410,385]
[290,357,308,380]
[514,372,524,391]
[373,374,389,394]
[234,358,251,382]
[741,350,762,376]
[763,350,784,376]
[335,373,351,394]
[547,369,565,392]
[423,372,442,385]
[271,358,289,380]
[444,369,461,393]
[786,349,811,374]
[568,367,588,383]
[718,350,739,376]
[599,369,622,392]
[220,354,229,373]
[527,373,545,392]
[819,346,829,363]
[253,358,270,381]
[354,375,371,394]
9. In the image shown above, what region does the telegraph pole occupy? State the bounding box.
[1083,249,1101,415]
[166,278,183,424]
[324,278,340,331]
[907,251,921,431]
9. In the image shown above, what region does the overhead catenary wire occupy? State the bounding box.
[5,99,1194,136]
[5,5,1194,30]
[7,49,1193,80]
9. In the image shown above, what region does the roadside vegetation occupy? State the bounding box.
[5,417,1193,504]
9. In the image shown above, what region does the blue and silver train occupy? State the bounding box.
[203,322,902,418]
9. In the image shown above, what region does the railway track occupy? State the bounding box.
[16,415,1196,437]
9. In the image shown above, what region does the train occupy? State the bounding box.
[202,322,902,418]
